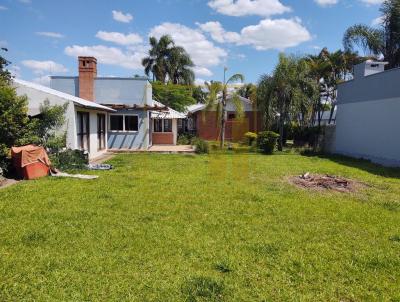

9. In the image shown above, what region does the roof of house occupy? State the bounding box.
[151,100,186,119]
[13,78,116,112]
[186,95,253,114]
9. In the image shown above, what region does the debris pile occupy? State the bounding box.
[291,172,361,193]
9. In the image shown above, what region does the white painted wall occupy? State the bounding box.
[335,97,400,166]
[14,82,108,160]
[74,109,108,159]
[172,119,178,145]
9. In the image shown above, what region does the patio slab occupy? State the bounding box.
[110,145,195,154]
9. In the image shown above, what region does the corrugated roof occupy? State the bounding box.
[13,78,116,112]
[151,100,186,119]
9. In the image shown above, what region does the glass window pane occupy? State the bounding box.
[110,115,123,131]
[163,119,172,132]
[125,115,138,131]
[154,119,162,132]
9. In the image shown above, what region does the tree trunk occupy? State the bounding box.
[278,108,284,151]
[220,91,227,149]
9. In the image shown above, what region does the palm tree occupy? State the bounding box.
[142,35,195,85]
[168,46,195,85]
[204,70,245,148]
[343,0,400,68]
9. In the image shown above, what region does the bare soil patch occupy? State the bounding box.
[290,173,364,193]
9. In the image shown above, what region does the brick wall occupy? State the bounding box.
[195,111,262,141]
[152,132,174,145]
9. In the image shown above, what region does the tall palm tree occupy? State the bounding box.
[343,0,400,68]
[142,35,195,85]
[168,46,195,85]
[204,70,245,148]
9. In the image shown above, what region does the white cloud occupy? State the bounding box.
[112,10,133,23]
[21,60,68,74]
[197,21,240,43]
[238,18,311,50]
[198,18,311,50]
[372,16,384,26]
[64,45,144,70]
[193,67,213,77]
[36,32,64,38]
[0,6,8,10]
[96,31,143,46]
[149,22,227,70]
[32,75,51,86]
[314,0,338,7]
[19,0,31,3]
[208,0,291,17]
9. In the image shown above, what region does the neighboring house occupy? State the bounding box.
[13,78,115,160]
[185,96,262,141]
[50,57,185,151]
[313,109,336,126]
[335,60,400,166]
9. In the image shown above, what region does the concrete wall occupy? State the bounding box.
[335,97,400,166]
[50,77,152,106]
[107,109,150,150]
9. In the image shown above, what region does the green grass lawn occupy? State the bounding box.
[1,151,400,301]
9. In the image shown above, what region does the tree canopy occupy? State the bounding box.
[343,0,400,68]
[142,35,195,85]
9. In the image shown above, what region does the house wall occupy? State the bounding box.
[107,109,150,150]
[51,77,153,106]
[74,108,108,160]
[13,82,109,160]
[195,111,262,141]
[14,82,76,151]
[335,65,400,166]
[335,97,400,166]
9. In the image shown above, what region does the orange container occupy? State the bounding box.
[23,162,50,180]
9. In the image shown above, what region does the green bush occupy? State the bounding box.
[177,133,196,145]
[244,132,258,146]
[49,149,88,170]
[257,131,279,154]
[193,139,209,154]
[293,126,319,147]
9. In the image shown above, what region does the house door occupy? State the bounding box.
[97,114,106,151]
[77,111,90,152]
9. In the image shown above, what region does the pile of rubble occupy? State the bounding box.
[291,172,362,193]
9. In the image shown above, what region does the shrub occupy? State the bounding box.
[257,131,279,154]
[244,132,257,146]
[50,149,88,170]
[193,138,209,154]
[177,133,196,145]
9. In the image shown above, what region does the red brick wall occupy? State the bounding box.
[195,111,263,141]
[152,132,174,145]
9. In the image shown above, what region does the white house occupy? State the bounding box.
[13,78,115,160]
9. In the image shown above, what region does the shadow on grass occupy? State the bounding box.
[300,150,400,179]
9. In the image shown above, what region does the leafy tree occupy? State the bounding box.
[152,82,196,112]
[238,83,257,102]
[343,0,400,68]
[257,54,317,151]
[204,70,245,148]
[0,48,12,84]
[142,35,194,85]
[0,82,30,171]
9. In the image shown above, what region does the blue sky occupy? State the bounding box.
[0,0,382,85]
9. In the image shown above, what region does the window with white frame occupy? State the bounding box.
[153,119,172,133]
[109,114,139,132]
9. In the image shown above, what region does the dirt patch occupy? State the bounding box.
[290,173,364,193]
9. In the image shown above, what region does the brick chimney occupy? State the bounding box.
[78,56,97,101]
